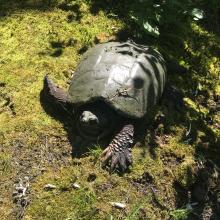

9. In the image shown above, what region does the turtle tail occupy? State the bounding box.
[102,124,134,172]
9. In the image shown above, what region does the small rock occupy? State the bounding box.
[15,186,25,194]
[20,197,29,207]
[110,202,126,209]
[72,183,80,189]
[44,184,57,190]
[12,191,18,197]
[24,176,29,181]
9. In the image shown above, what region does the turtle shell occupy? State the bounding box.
[68,41,166,118]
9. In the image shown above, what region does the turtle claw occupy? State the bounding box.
[101,147,132,173]
[101,146,113,165]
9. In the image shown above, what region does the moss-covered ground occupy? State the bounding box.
[0,0,219,219]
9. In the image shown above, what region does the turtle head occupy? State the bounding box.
[76,103,116,140]
[79,110,102,127]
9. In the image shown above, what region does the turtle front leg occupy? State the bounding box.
[101,124,134,172]
[44,75,67,104]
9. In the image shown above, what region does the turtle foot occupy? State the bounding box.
[101,124,134,172]
[102,146,132,172]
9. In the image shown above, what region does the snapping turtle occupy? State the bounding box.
[44,41,166,172]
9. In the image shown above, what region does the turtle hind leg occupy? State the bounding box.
[101,124,134,173]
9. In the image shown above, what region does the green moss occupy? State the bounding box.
[26,186,98,220]
[0,152,12,175]
[0,1,219,219]
[170,209,190,220]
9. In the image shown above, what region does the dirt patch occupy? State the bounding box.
[188,161,220,219]
[132,172,156,195]
[160,152,185,168]
[8,133,72,219]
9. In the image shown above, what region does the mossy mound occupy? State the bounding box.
[0,1,219,219]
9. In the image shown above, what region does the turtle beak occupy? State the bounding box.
[88,118,99,125]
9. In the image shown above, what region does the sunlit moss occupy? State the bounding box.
[184,97,209,115]
[0,1,219,219]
